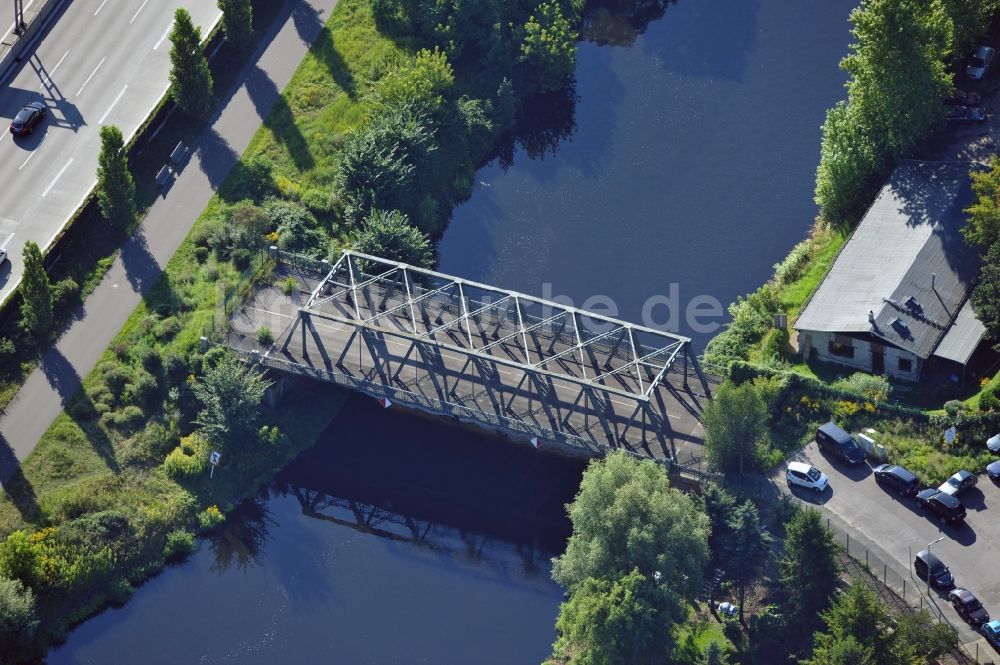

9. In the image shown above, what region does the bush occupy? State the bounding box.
[164,353,189,386]
[356,208,435,268]
[164,529,196,560]
[51,277,80,307]
[163,433,211,481]
[198,505,225,531]
[944,399,967,416]
[231,247,253,270]
[194,245,210,263]
[100,361,133,398]
[227,155,274,202]
[201,345,228,371]
[0,337,15,361]
[281,276,298,295]
[135,345,163,373]
[155,316,182,341]
[843,372,891,402]
[257,327,274,346]
[0,575,38,662]
[126,370,160,407]
[773,240,812,285]
[265,199,326,257]
[103,405,146,432]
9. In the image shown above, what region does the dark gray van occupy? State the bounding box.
[816,422,865,465]
[914,549,954,588]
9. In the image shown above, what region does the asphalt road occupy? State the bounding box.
[0,0,221,302]
[777,442,1000,654]
[0,0,340,470]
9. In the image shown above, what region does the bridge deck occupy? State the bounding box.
[226,255,707,462]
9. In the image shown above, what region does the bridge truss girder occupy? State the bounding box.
[275,250,710,454]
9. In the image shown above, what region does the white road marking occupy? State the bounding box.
[129,0,150,25]
[94,0,109,15]
[76,57,106,97]
[39,50,70,90]
[19,152,35,170]
[42,159,73,198]
[1,233,15,248]
[99,85,128,124]
[154,21,172,50]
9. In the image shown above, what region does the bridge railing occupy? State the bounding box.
[234,348,605,454]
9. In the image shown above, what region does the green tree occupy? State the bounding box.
[0,575,38,663]
[19,241,52,337]
[701,482,738,573]
[973,240,1000,348]
[517,1,576,95]
[371,48,454,117]
[808,582,896,664]
[169,8,214,118]
[964,159,1000,248]
[699,642,731,665]
[549,569,673,665]
[218,0,253,49]
[780,508,841,629]
[814,102,883,222]
[702,381,767,474]
[723,500,772,624]
[551,451,709,629]
[96,125,136,227]
[842,0,952,161]
[356,209,435,268]
[192,352,272,447]
[803,635,875,665]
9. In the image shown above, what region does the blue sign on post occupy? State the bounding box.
[209,451,221,478]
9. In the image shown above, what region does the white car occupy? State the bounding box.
[988,433,1000,453]
[967,45,995,80]
[786,461,828,493]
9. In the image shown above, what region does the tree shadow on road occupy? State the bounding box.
[120,227,162,294]
[0,435,43,525]
[247,66,315,172]
[196,127,242,193]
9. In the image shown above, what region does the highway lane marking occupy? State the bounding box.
[129,0,150,25]
[76,57,106,97]
[99,85,128,124]
[94,0,109,15]
[1,233,15,249]
[19,152,35,170]
[39,50,70,90]
[154,21,172,50]
[42,159,73,198]
[248,308,680,415]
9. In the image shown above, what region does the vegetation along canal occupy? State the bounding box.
[51,0,854,661]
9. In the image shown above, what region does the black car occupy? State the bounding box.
[9,101,46,135]
[987,460,1000,481]
[915,549,954,588]
[873,464,919,496]
[949,588,990,625]
[916,488,967,524]
[945,104,987,125]
[816,422,866,465]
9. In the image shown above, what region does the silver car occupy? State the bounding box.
[967,45,995,80]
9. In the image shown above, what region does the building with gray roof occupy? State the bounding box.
[795,160,986,381]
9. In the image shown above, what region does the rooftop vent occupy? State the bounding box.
[904,296,922,314]
[891,317,911,337]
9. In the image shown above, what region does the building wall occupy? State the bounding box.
[797,330,921,381]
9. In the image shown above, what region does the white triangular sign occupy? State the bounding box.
[379,397,392,409]
[530,437,540,449]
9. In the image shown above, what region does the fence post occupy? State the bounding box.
[903,579,906,602]
[883,563,887,586]
[846,533,850,554]
[865,548,868,569]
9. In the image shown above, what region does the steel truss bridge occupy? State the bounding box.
[229,250,710,460]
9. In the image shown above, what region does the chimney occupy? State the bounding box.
[931,273,936,290]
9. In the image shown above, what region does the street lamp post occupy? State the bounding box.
[13,0,26,35]
[926,536,944,597]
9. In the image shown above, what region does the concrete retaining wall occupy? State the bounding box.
[0,0,66,84]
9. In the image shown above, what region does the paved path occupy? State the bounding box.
[0,0,221,302]
[0,0,339,479]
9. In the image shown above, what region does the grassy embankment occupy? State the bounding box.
[0,0,403,654]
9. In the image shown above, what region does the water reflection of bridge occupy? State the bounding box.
[281,484,557,583]
[226,250,710,462]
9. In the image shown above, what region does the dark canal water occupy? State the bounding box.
[50,1,855,662]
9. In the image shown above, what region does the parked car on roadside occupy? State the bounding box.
[786,461,828,493]
[988,433,1000,453]
[949,588,990,625]
[945,105,987,125]
[983,620,1000,648]
[987,460,1000,481]
[916,488,966,524]
[914,549,954,589]
[873,464,920,496]
[967,45,995,80]
[816,422,866,465]
[938,469,977,496]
